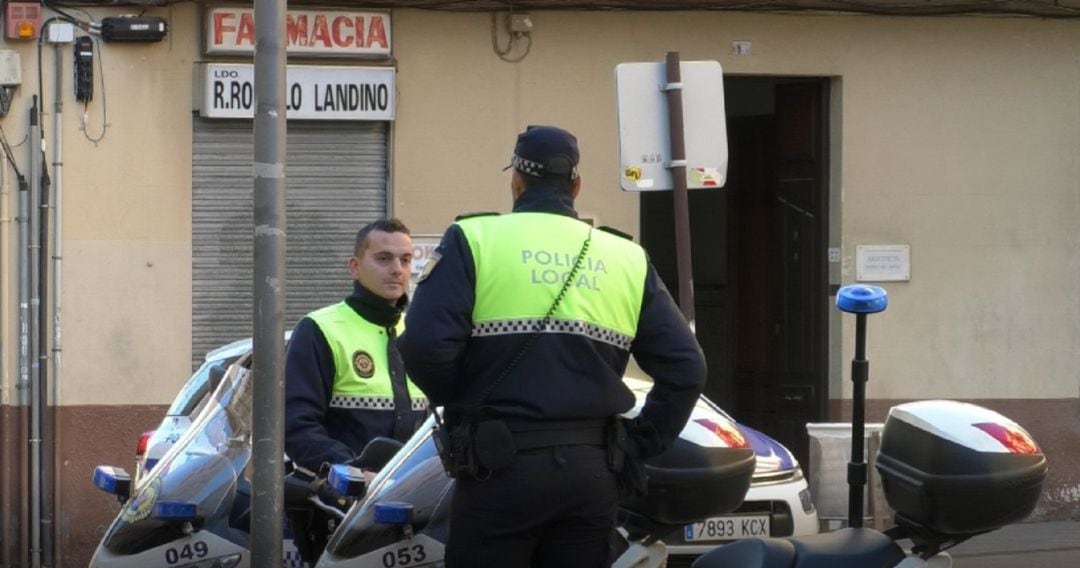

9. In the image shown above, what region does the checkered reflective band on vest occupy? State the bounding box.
[307,302,428,411]
[457,212,647,350]
[472,319,633,350]
[328,395,430,411]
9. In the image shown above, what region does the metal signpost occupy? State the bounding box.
[251,0,287,565]
[615,54,727,326]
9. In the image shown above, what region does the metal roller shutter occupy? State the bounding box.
[192,119,388,367]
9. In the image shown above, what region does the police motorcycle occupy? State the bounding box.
[89,338,762,568]
[315,380,762,568]
[693,285,1049,568]
[89,349,391,568]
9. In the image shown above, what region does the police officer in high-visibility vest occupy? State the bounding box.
[284,218,428,561]
[400,126,705,568]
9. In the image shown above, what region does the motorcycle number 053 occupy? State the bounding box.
[164,541,209,564]
[381,544,427,568]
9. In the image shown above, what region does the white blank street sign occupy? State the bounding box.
[615,61,727,191]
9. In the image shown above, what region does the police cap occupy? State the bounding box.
[503,125,580,181]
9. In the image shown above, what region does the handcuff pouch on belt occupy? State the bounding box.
[606,416,649,500]
[433,415,515,478]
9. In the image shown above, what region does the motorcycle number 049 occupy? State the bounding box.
[382,544,427,568]
[164,541,209,564]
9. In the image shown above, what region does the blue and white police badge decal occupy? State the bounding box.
[417,251,442,284]
[352,350,375,378]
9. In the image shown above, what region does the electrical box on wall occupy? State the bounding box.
[47,21,76,44]
[100,16,168,43]
[5,2,41,40]
[509,13,534,34]
[0,50,21,85]
[74,37,93,102]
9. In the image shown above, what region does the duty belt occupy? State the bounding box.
[506,418,608,451]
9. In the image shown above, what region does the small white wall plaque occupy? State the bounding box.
[856,245,910,282]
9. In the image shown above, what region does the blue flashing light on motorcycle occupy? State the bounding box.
[836,284,887,314]
[328,464,367,498]
[373,501,414,525]
[92,466,132,502]
[151,501,198,522]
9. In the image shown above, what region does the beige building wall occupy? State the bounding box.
[391,10,1080,401]
[63,5,197,405]
[3,8,1074,407]
[0,5,198,408]
[0,6,1077,564]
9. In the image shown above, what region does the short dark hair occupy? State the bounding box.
[354,218,410,255]
[521,173,575,195]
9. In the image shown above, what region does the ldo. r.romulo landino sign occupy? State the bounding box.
[201,64,395,121]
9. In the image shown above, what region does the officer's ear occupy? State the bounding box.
[569,176,581,200]
[510,170,526,201]
[348,254,362,280]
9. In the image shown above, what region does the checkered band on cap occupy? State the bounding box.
[329,395,430,411]
[511,154,580,180]
[473,318,633,350]
[511,154,545,177]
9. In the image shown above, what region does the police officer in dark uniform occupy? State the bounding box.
[284,218,428,562]
[399,126,706,568]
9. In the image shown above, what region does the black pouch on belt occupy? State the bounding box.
[473,419,516,472]
[607,417,648,500]
[432,421,459,477]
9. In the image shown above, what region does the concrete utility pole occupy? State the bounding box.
[251,0,287,565]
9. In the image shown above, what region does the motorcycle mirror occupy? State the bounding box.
[352,436,404,471]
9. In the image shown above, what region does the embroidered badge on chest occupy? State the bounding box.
[352,350,375,378]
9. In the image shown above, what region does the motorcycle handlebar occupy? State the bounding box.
[283,471,355,517]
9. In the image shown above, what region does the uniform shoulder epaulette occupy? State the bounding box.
[455,211,500,221]
[597,225,634,241]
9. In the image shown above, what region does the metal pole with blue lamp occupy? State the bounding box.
[835,284,888,529]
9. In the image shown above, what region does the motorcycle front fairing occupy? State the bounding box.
[91,356,255,568]
[319,413,453,566]
[320,385,757,568]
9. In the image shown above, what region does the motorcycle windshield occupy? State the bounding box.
[165,358,216,418]
[99,356,254,556]
[324,414,454,559]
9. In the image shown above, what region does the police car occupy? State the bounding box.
[620,377,818,566]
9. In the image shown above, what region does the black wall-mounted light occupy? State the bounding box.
[100,16,168,43]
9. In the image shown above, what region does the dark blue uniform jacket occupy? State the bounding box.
[284,283,412,470]
[399,184,706,458]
